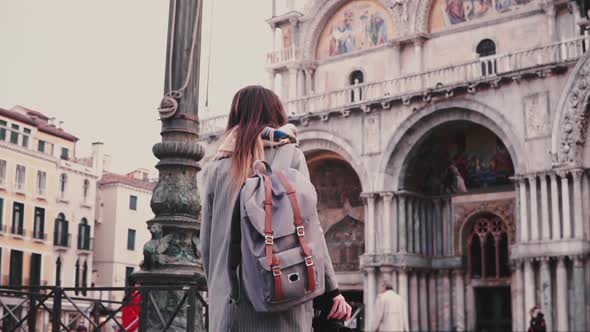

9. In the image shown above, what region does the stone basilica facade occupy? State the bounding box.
[199,0,590,331]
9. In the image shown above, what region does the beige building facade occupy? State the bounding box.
[199,0,590,331]
[0,105,104,329]
[93,168,155,303]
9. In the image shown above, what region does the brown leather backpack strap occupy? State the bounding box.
[262,174,283,301]
[276,171,316,293]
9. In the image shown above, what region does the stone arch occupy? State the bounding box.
[377,98,526,191]
[301,0,400,61]
[415,0,434,34]
[298,129,369,191]
[551,50,590,167]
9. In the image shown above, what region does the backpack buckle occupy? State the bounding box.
[272,266,281,276]
[296,226,305,237]
[304,256,314,267]
[265,235,274,245]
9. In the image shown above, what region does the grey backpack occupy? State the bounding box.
[231,144,326,312]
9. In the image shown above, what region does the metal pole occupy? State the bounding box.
[51,288,62,332]
[132,0,206,329]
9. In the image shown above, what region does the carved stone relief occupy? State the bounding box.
[452,198,515,256]
[556,60,590,165]
[523,91,550,139]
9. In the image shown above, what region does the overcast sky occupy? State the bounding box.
[0,0,272,174]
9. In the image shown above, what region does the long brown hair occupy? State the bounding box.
[226,85,288,186]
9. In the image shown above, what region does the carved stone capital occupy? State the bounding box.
[381,192,394,202]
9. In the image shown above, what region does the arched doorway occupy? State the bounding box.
[306,150,364,330]
[463,213,512,332]
[393,118,516,330]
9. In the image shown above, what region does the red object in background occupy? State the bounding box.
[121,290,140,332]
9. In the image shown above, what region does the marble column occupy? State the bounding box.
[523,259,535,320]
[540,175,551,240]
[453,270,465,331]
[268,70,275,90]
[391,269,398,293]
[415,199,421,254]
[391,195,398,253]
[419,272,429,331]
[529,176,539,241]
[410,272,419,331]
[539,258,552,331]
[382,192,393,253]
[519,178,529,242]
[573,256,586,331]
[420,200,427,255]
[445,199,453,256]
[428,272,438,331]
[366,267,377,327]
[288,65,298,101]
[366,193,376,253]
[297,69,305,99]
[572,170,584,239]
[413,38,425,75]
[544,5,557,42]
[398,268,409,310]
[407,197,414,253]
[434,199,443,256]
[304,69,312,95]
[556,257,568,332]
[511,260,525,331]
[559,173,572,238]
[398,195,407,252]
[550,173,561,240]
[440,271,452,331]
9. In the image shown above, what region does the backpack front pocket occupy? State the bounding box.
[257,246,323,304]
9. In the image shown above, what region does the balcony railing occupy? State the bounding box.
[200,37,587,136]
[285,36,586,116]
[266,47,301,66]
[77,237,94,251]
[11,225,24,236]
[54,233,71,249]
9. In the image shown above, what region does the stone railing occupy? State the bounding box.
[199,37,586,136]
[199,114,228,137]
[266,47,301,66]
[285,36,586,116]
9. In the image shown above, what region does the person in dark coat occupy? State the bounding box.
[527,305,546,332]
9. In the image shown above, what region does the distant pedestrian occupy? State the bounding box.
[369,281,409,332]
[527,305,546,332]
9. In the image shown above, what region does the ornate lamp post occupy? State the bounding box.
[132,0,207,330]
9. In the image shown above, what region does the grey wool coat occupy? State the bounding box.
[200,144,339,332]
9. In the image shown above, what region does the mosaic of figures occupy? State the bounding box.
[429,0,535,32]
[405,121,514,195]
[325,216,364,271]
[309,158,364,208]
[316,0,394,59]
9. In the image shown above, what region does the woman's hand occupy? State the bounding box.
[327,294,352,321]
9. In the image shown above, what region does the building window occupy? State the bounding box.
[78,218,91,250]
[125,266,135,296]
[34,207,45,240]
[9,249,23,286]
[129,195,138,210]
[54,213,69,247]
[0,159,6,185]
[60,147,69,160]
[477,39,497,76]
[127,229,136,250]
[59,173,67,198]
[349,70,364,102]
[36,170,47,196]
[10,124,19,145]
[75,259,80,294]
[83,179,90,201]
[0,119,6,141]
[30,253,42,286]
[11,202,24,235]
[467,216,510,279]
[0,198,4,230]
[82,260,88,295]
[22,128,31,148]
[15,164,26,191]
[38,140,46,153]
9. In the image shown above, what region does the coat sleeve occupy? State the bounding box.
[369,295,384,332]
[291,147,339,292]
[200,164,214,279]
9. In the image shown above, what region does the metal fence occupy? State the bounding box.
[0,285,208,332]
